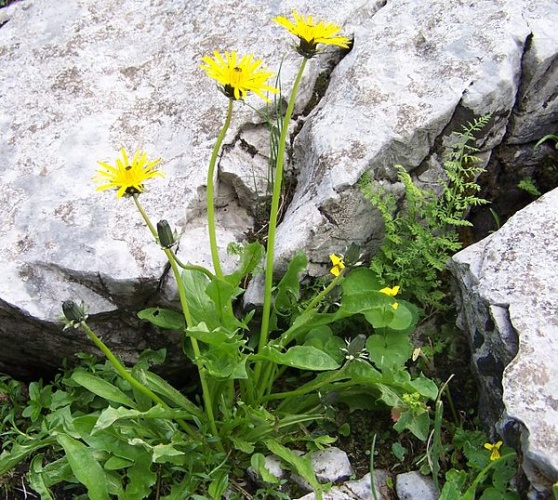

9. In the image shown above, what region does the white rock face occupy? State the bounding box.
[449,187,558,495]
[395,471,437,500]
[0,0,557,390]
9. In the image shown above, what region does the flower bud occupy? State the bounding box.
[157,220,177,249]
[62,300,88,328]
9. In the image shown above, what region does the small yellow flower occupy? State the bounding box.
[200,51,278,102]
[379,286,400,297]
[274,10,351,58]
[94,148,163,198]
[484,441,503,461]
[380,285,400,309]
[94,148,164,198]
[329,254,345,277]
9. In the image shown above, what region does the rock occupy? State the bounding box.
[0,0,328,377]
[395,471,437,500]
[292,447,354,491]
[1,0,558,379]
[448,187,558,495]
[295,471,391,500]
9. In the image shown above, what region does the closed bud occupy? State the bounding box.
[62,300,88,328]
[157,220,177,249]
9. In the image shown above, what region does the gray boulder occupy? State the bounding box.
[449,187,558,496]
[0,0,557,382]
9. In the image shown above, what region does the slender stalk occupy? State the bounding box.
[255,58,307,389]
[80,322,198,439]
[301,270,345,316]
[207,98,234,279]
[260,364,348,404]
[133,195,222,450]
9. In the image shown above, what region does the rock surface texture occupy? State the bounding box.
[449,187,558,496]
[0,0,556,433]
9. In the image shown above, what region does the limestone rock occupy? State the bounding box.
[449,187,558,495]
[1,0,558,382]
[0,0,327,377]
[296,471,391,500]
[395,471,437,500]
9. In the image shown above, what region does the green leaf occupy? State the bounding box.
[366,332,412,370]
[152,443,185,465]
[408,374,439,400]
[93,406,195,433]
[274,252,307,312]
[342,267,382,295]
[104,456,133,470]
[71,371,136,408]
[137,307,185,330]
[205,278,244,330]
[122,452,156,499]
[141,371,204,419]
[56,435,109,500]
[250,453,280,485]
[345,361,383,384]
[393,409,430,441]
[257,345,340,371]
[203,344,249,380]
[304,326,345,364]
[225,241,265,286]
[341,290,394,317]
[208,470,229,500]
[181,269,220,330]
[28,455,55,500]
[0,438,57,475]
[186,322,239,346]
[264,439,322,493]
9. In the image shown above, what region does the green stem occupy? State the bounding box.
[255,57,307,389]
[260,364,348,404]
[463,452,516,500]
[302,270,345,315]
[80,322,198,439]
[166,248,222,450]
[133,194,158,239]
[207,98,234,279]
[133,195,222,450]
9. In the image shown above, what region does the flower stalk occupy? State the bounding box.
[254,57,308,392]
[78,320,198,439]
[207,98,234,279]
[133,195,222,448]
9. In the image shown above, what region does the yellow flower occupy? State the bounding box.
[274,10,351,58]
[380,285,400,309]
[484,441,503,461]
[200,51,278,102]
[379,286,400,297]
[94,148,164,198]
[329,254,345,277]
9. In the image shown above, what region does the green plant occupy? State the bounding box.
[535,134,558,149]
[517,177,541,197]
[359,115,491,311]
[0,12,437,499]
[438,430,518,500]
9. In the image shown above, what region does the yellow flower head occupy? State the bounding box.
[484,441,503,461]
[274,10,351,58]
[94,148,164,198]
[380,285,400,309]
[200,51,278,102]
[329,254,345,277]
